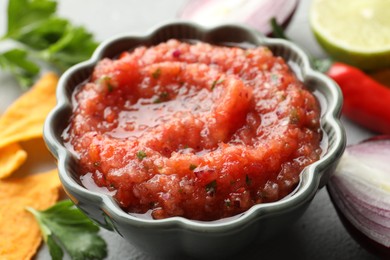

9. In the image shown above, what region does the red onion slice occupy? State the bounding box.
[177,0,300,35]
[327,136,390,257]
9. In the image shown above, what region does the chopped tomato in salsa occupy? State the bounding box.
[64,40,322,221]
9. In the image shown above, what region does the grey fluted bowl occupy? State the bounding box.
[44,21,346,258]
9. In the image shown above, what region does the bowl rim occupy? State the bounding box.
[44,21,346,231]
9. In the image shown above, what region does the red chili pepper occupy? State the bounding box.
[326,62,390,134]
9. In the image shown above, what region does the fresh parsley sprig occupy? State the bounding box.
[26,199,107,260]
[0,48,40,87]
[0,0,98,89]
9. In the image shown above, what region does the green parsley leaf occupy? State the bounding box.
[93,161,101,167]
[41,24,98,71]
[136,150,147,160]
[270,17,289,40]
[0,49,40,88]
[9,17,68,50]
[107,83,114,93]
[245,174,252,186]
[205,180,217,193]
[152,68,161,79]
[26,200,107,260]
[5,0,57,40]
[1,0,98,88]
[98,76,114,93]
[153,91,170,103]
[211,78,224,90]
[189,164,197,171]
[290,108,300,124]
[270,73,280,84]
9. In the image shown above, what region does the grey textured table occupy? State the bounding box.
[0,0,380,259]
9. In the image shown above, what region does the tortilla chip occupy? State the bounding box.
[0,169,61,260]
[0,73,58,149]
[0,198,44,260]
[0,168,61,199]
[0,143,27,179]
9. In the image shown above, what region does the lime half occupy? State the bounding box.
[310,0,390,71]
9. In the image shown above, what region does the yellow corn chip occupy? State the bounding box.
[0,143,27,179]
[0,169,61,260]
[0,73,58,149]
[0,168,61,199]
[0,198,43,260]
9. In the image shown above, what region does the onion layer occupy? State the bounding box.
[327,136,390,257]
[177,0,300,36]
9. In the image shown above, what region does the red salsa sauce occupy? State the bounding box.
[64,39,322,221]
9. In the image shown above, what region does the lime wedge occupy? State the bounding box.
[310,0,390,71]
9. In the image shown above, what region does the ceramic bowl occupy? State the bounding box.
[44,21,346,258]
